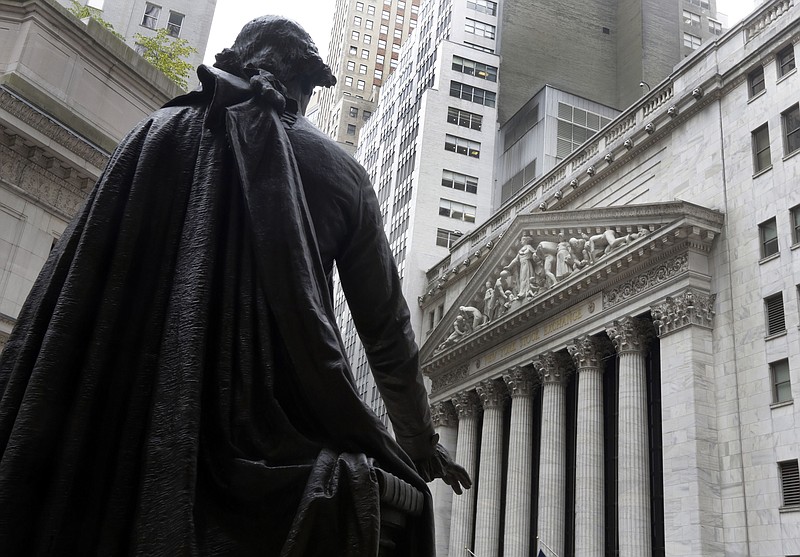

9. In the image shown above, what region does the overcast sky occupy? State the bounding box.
[202,0,759,66]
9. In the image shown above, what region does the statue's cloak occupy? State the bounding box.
[0,67,433,556]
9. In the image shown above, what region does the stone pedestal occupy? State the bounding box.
[567,335,607,557]
[448,390,480,557]
[430,401,458,557]
[474,378,506,557]
[607,316,654,557]
[502,366,537,557]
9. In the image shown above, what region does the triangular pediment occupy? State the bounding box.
[419,201,723,366]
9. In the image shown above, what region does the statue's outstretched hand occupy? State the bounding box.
[414,441,472,495]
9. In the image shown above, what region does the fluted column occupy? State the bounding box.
[502,366,537,557]
[474,378,506,557]
[532,351,572,557]
[431,401,458,557]
[448,390,480,557]
[567,335,608,557]
[606,316,654,557]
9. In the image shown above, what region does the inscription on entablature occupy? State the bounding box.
[602,254,688,309]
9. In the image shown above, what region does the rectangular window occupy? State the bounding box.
[363,110,372,121]
[378,39,387,48]
[365,20,373,30]
[166,11,184,37]
[466,0,497,16]
[380,23,389,33]
[683,32,701,49]
[436,228,461,248]
[345,76,353,86]
[687,0,710,9]
[376,54,384,64]
[374,69,383,80]
[396,15,404,25]
[449,81,496,107]
[356,1,363,10]
[791,205,800,244]
[347,60,356,71]
[760,217,779,258]
[444,134,481,158]
[361,48,369,59]
[349,45,358,55]
[447,106,483,131]
[141,2,160,28]
[683,10,700,26]
[465,18,496,39]
[752,124,771,172]
[709,19,723,35]
[346,124,356,135]
[765,293,786,336]
[749,66,765,97]
[438,199,476,223]
[382,9,390,19]
[367,5,375,15]
[351,31,360,40]
[771,359,792,403]
[393,28,403,39]
[357,79,366,91]
[452,55,497,81]
[778,45,796,77]
[349,106,358,117]
[359,64,368,74]
[782,104,800,156]
[363,34,372,44]
[441,169,478,194]
[354,15,362,25]
[779,460,800,508]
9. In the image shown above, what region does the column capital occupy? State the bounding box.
[430,400,458,428]
[502,365,537,397]
[476,378,506,409]
[651,288,716,337]
[566,335,610,369]
[532,351,572,384]
[451,390,480,419]
[605,316,654,354]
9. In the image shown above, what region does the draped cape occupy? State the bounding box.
[0,66,434,556]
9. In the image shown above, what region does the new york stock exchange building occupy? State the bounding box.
[418,2,800,556]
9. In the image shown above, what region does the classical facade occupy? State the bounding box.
[0,0,180,348]
[420,1,800,555]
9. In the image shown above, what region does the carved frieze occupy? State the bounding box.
[476,378,506,409]
[430,400,458,428]
[532,351,572,384]
[651,288,716,337]
[605,316,654,354]
[430,364,469,394]
[451,390,480,419]
[603,254,688,309]
[502,365,537,397]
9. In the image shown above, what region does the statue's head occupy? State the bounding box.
[215,16,335,94]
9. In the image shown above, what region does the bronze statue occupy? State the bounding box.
[0,16,469,556]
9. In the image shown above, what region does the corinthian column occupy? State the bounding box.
[606,316,654,557]
[567,335,608,557]
[448,390,480,557]
[502,366,537,557]
[430,401,458,557]
[474,378,506,557]
[532,351,572,557]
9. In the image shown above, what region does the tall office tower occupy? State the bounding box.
[315,0,420,152]
[55,0,216,73]
[332,0,499,427]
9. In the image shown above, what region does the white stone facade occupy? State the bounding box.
[420,1,800,555]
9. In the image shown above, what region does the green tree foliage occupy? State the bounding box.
[134,28,198,90]
[67,0,123,40]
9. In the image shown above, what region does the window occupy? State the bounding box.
[752,124,772,172]
[361,48,369,59]
[465,18,496,39]
[765,293,786,336]
[452,55,497,81]
[683,10,700,26]
[779,460,800,508]
[748,66,765,98]
[356,1,363,10]
[392,43,401,53]
[367,5,375,15]
[351,31,360,40]
[376,54,384,64]
[436,228,461,248]
[358,64,367,74]
[709,19,722,35]
[382,9,390,19]
[442,169,478,193]
[449,81,496,107]
[683,32,701,49]
[349,106,358,117]
[760,218,779,258]
[439,199,476,222]
[380,24,389,33]
[556,102,612,160]
[365,20,373,30]
[444,134,481,158]
[374,69,383,80]
[357,79,366,90]
[349,45,358,55]
[364,34,372,44]
[347,60,356,71]
[393,28,402,39]
[378,39,387,48]
[166,11,184,37]
[467,0,497,16]
[141,2,160,28]
[396,15,404,25]
[778,45,796,77]
[354,15,362,25]
[363,110,372,121]
[447,107,482,130]
[791,205,800,244]
[346,124,356,135]
[771,359,792,403]
[465,41,494,54]
[687,0,710,8]
[345,76,353,86]
[782,104,800,156]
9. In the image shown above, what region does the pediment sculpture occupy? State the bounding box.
[435,225,648,353]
